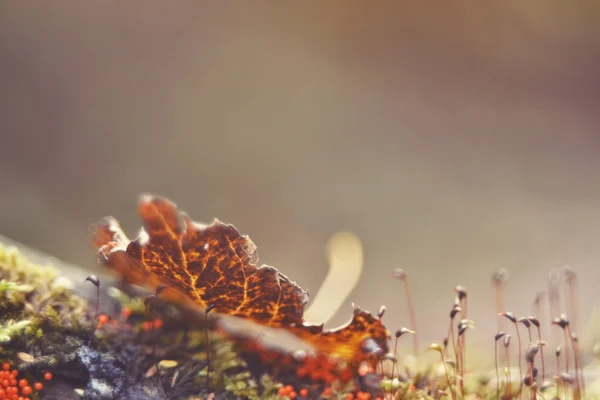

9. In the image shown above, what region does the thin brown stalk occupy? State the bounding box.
[390,334,400,379]
[501,312,523,398]
[393,269,419,355]
[563,267,579,334]
[548,269,561,368]
[450,326,458,391]
[440,356,455,400]
[457,319,472,399]
[553,315,570,376]
[428,344,455,400]
[528,362,536,400]
[495,332,506,400]
[84,274,101,346]
[455,286,468,394]
[529,317,546,382]
[567,329,582,399]
[555,346,561,399]
[525,344,541,400]
[504,335,512,400]
[448,306,461,392]
[403,278,418,355]
[571,333,585,396]
[456,334,464,398]
[515,323,523,397]
[492,269,509,332]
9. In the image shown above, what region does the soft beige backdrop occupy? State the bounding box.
[1,2,600,350]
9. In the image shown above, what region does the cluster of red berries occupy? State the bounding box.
[345,391,380,400]
[141,318,163,331]
[276,385,381,400]
[96,308,162,332]
[0,362,52,400]
[277,384,306,398]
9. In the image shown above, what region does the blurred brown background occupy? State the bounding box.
[1,2,600,348]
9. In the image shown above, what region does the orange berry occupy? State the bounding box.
[10,394,18,400]
[97,314,109,326]
[277,387,287,396]
[43,373,52,381]
[152,319,163,329]
[1,364,9,372]
[288,391,297,399]
[9,371,17,378]
[345,394,354,400]
[9,380,16,387]
[299,388,308,397]
[20,387,31,396]
[120,307,132,319]
[33,383,42,391]
[1,380,8,387]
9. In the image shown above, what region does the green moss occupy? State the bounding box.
[0,243,90,361]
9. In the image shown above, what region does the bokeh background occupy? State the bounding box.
[2,2,600,350]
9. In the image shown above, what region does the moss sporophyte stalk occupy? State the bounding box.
[1,194,600,399]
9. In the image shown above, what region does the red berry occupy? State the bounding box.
[17,381,26,389]
[21,387,31,396]
[33,382,42,391]
[120,307,132,320]
[97,314,109,326]
[43,373,52,381]
[1,364,9,372]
